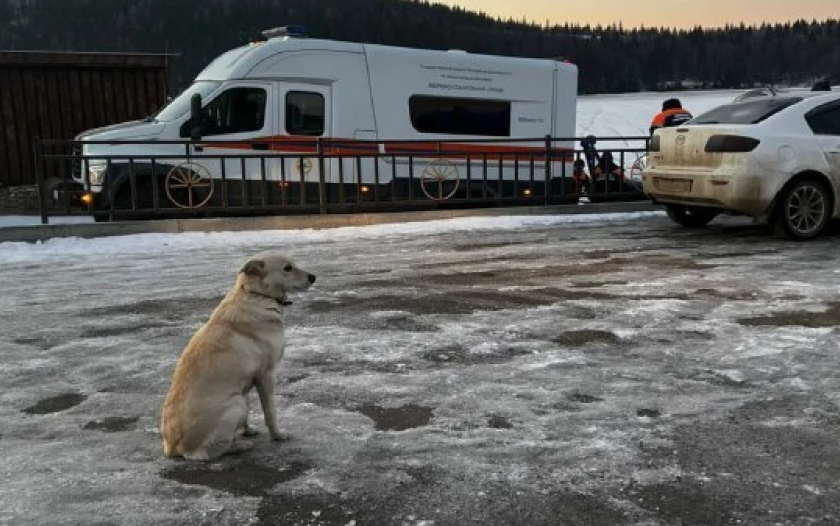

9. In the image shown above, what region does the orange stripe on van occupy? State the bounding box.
[199,135,574,161]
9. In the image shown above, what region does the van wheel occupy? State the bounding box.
[420,158,459,200]
[665,204,719,228]
[110,175,171,214]
[165,163,214,208]
[773,178,831,240]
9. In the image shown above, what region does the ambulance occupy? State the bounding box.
[72,26,578,212]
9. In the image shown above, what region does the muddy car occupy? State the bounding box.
[644,91,840,239]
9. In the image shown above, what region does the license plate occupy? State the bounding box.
[655,177,691,193]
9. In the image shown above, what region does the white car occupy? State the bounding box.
[644,90,840,239]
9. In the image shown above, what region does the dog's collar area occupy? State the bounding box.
[246,289,292,307]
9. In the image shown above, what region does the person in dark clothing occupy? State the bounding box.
[649,98,693,135]
[578,135,626,195]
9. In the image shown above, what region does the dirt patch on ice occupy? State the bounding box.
[738,302,840,328]
[554,330,621,347]
[567,392,605,404]
[22,392,87,415]
[452,240,530,252]
[356,404,433,431]
[81,323,169,338]
[161,459,310,497]
[84,296,224,318]
[487,415,514,429]
[420,344,532,365]
[257,485,634,526]
[308,288,624,316]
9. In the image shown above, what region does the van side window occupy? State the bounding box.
[286,92,325,136]
[179,87,267,137]
[409,96,511,136]
[806,103,840,136]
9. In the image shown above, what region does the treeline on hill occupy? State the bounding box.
[1,0,838,94]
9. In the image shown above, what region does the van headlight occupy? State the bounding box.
[88,162,108,186]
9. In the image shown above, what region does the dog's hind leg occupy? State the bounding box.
[183,397,251,461]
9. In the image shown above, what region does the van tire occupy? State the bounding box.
[665,204,718,228]
[772,177,831,240]
[111,176,166,212]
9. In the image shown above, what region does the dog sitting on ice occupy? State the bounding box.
[161,251,316,461]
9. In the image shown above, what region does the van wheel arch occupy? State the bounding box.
[107,164,173,211]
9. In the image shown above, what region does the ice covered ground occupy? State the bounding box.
[0,215,94,227]
[2,213,840,525]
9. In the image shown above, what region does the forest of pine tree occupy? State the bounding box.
[1,0,838,95]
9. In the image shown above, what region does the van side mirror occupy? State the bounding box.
[189,93,203,141]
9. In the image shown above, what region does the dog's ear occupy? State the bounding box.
[240,259,266,278]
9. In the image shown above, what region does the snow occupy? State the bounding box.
[0,211,663,262]
[0,215,94,227]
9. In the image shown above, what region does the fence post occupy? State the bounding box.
[317,138,327,214]
[543,134,552,206]
[33,138,49,225]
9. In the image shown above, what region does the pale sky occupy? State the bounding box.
[434,0,838,29]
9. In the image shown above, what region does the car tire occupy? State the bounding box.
[665,204,719,228]
[773,178,831,240]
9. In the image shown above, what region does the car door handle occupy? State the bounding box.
[252,143,269,151]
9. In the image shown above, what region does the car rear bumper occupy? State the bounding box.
[643,169,770,216]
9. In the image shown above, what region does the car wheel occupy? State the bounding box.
[665,204,719,228]
[773,178,831,240]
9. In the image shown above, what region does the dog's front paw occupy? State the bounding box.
[242,425,259,437]
[229,439,254,454]
[268,430,289,442]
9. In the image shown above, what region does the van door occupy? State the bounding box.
[278,83,333,191]
[181,81,275,208]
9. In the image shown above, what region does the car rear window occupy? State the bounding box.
[690,97,803,125]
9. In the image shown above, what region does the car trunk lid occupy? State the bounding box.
[650,126,748,171]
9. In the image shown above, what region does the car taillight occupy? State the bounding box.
[704,135,760,153]
[649,134,660,152]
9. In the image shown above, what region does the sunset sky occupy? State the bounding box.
[433,0,838,29]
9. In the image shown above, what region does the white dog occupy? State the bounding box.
[161,251,316,461]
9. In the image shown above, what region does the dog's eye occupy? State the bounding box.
[283,264,293,272]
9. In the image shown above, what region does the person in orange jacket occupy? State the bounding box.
[649,98,693,135]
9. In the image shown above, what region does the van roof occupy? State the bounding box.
[196,38,364,81]
[195,37,573,82]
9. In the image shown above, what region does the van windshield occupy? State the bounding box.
[153,81,221,122]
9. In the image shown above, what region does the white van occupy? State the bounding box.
[72,26,578,212]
